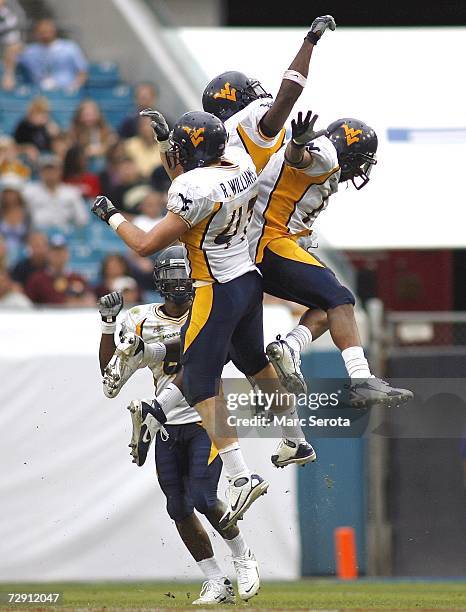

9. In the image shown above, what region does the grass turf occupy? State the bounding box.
[0,580,465,610]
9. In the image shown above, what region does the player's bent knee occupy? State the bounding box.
[191,489,218,516]
[328,286,355,309]
[166,494,193,522]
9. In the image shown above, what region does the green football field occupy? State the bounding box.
[1,580,465,610]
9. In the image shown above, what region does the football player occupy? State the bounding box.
[92,110,314,531]
[139,15,336,185]
[97,246,260,604]
[202,15,336,175]
[249,110,413,406]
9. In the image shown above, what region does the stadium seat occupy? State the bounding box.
[88,84,133,107]
[0,87,35,135]
[86,62,121,89]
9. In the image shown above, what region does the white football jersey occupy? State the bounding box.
[120,302,200,425]
[248,135,341,263]
[225,98,286,174]
[167,146,258,284]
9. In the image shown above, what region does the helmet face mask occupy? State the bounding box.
[339,151,377,190]
[327,118,378,190]
[202,71,271,121]
[153,246,193,305]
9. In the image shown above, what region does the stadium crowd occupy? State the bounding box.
[0,10,172,309]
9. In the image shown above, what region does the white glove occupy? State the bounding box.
[306,15,336,45]
[98,291,123,324]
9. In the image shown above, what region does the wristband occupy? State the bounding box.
[283,70,307,88]
[109,212,126,231]
[101,320,117,334]
[158,139,171,153]
[305,32,320,45]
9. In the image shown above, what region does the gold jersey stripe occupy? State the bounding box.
[256,164,340,263]
[135,318,146,338]
[267,236,325,267]
[182,202,221,282]
[183,283,214,354]
[236,124,285,174]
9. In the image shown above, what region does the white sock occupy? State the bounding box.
[143,341,166,366]
[224,532,249,558]
[277,404,305,441]
[342,346,372,379]
[197,556,224,581]
[157,383,184,412]
[219,442,249,479]
[286,324,313,353]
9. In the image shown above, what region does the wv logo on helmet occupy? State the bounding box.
[213,82,237,102]
[183,126,205,147]
[343,124,363,146]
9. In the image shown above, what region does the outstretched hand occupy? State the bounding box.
[140,108,170,143]
[291,111,343,146]
[306,15,336,45]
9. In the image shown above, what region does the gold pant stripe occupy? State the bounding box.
[207,442,219,465]
[267,237,325,267]
[183,283,214,354]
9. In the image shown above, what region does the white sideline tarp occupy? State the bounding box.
[0,307,300,581]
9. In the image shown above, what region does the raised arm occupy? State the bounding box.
[260,15,336,138]
[97,291,124,374]
[284,110,343,169]
[91,196,188,257]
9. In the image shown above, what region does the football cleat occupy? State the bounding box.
[266,335,307,395]
[127,399,168,466]
[192,578,235,605]
[219,473,269,530]
[103,332,145,398]
[232,548,260,601]
[271,438,317,468]
[349,377,414,409]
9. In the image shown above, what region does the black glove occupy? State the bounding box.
[306,15,336,45]
[92,195,119,224]
[139,108,170,143]
[292,111,344,146]
[98,291,124,323]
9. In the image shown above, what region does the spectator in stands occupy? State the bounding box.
[10,230,48,285]
[94,252,135,299]
[150,164,171,194]
[63,144,101,199]
[23,153,88,232]
[0,135,31,183]
[0,178,30,264]
[69,99,116,172]
[110,275,139,306]
[133,189,165,232]
[0,0,23,90]
[98,140,126,198]
[124,116,161,178]
[14,97,59,160]
[108,156,150,216]
[0,233,7,270]
[26,233,94,305]
[0,269,32,308]
[118,82,159,139]
[17,18,88,91]
[50,131,72,162]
